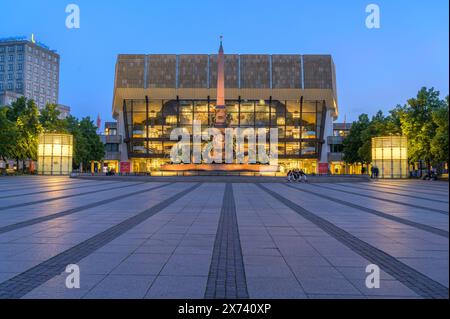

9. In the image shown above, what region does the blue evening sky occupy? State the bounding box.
[0,0,448,123]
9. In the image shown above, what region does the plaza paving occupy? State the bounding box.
[0,176,448,299]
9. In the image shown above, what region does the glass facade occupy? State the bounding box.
[372,136,408,179]
[37,133,73,175]
[123,98,326,173]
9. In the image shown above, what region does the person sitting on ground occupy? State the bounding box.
[292,169,300,182]
[299,169,308,183]
[287,170,293,182]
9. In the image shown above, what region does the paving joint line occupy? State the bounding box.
[0,181,116,199]
[0,183,202,299]
[205,183,249,299]
[336,183,449,204]
[311,183,448,215]
[0,183,174,235]
[285,183,449,238]
[257,183,449,299]
[0,181,149,211]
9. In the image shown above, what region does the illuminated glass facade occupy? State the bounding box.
[122,98,327,173]
[372,136,408,179]
[37,133,73,175]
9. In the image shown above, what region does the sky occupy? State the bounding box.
[0,0,448,123]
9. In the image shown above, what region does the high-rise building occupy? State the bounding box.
[0,36,60,108]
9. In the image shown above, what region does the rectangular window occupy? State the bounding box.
[8,55,14,62]
[8,64,13,71]
[0,56,4,62]
[105,144,119,152]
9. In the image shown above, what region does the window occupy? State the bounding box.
[330,144,344,153]
[105,144,119,152]
[0,83,3,90]
[16,73,22,80]
[0,56,4,62]
[18,54,23,61]
[7,83,13,90]
[0,74,3,81]
[16,82,23,89]
[0,47,5,53]
[7,74,13,80]
[8,55,14,62]
[17,46,24,52]
[8,64,13,71]
[7,46,15,52]
[0,65,4,72]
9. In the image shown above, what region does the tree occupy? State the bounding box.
[430,96,449,167]
[342,114,370,167]
[66,116,104,171]
[7,97,42,172]
[358,110,403,167]
[0,106,18,163]
[400,87,444,172]
[39,103,68,133]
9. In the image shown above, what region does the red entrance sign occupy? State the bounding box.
[120,162,130,173]
[318,162,329,174]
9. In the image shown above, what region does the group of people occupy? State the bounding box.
[370,166,379,179]
[287,169,308,183]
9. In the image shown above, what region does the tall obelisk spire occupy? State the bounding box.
[215,36,226,128]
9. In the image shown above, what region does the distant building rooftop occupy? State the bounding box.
[0,35,58,53]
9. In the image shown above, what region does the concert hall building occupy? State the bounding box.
[112,41,338,175]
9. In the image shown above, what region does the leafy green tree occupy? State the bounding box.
[7,97,42,172]
[399,87,444,172]
[39,104,68,132]
[66,116,104,171]
[343,108,403,173]
[358,110,403,167]
[0,106,18,162]
[430,96,449,167]
[342,114,370,169]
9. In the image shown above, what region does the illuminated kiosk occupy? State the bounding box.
[371,136,408,179]
[37,133,73,175]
